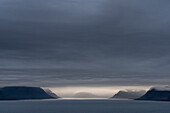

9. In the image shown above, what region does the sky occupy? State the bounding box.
[0,0,170,97]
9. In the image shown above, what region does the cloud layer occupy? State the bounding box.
[0,0,170,87]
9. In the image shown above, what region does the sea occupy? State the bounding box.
[0,99,170,113]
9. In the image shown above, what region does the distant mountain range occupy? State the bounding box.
[136,86,170,101]
[0,86,59,100]
[2,86,170,101]
[73,92,100,98]
[111,90,146,99]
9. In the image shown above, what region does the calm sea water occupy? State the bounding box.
[0,99,170,113]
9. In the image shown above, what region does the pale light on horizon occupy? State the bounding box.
[49,86,151,98]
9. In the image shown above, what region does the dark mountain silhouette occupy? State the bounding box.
[44,89,60,98]
[136,87,170,101]
[111,90,146,99]
[0,86,59,100]
[73,92,100,98]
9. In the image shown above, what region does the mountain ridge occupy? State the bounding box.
[0,86,59,100]
[136,87,170,101]
[111,90,146,99]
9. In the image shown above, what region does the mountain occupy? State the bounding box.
[136,86,170,101]
[73,92,100,98]
[44,89,60,98]
[0,86,59,100]
[111,90,146,99]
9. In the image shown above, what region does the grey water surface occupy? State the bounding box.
[0,99,170,113]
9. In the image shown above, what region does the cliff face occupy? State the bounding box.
[136,88,170,101]
[0,86,58,100]
[44,89,60,98]
[111,90,146,99]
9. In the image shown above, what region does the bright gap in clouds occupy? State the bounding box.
[49,86,150,98]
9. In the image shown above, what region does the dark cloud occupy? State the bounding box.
[0,0,170,87]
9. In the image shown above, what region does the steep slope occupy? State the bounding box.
[136,87,170,101]
[0,86,58,100]
[111,90,146,99]
[44,89,60,98]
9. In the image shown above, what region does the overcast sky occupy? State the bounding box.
[0,0,170,88]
